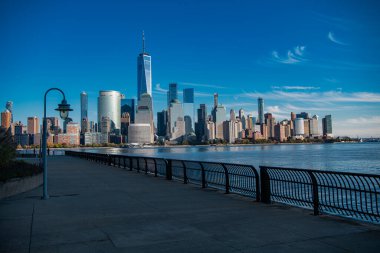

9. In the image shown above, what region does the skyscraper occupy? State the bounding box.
[322,115,333,137]
[258,97,264,124]
[27,116,39,134]
[1,110,11,130]
[157,110,168,137]
[183,88,194,134]
[121,98,135,123]
[195,104,207,141]
[80,91,88,133]
[214,105,226,139]
[137,31,152,100]
[213,93,218,108]
[167,83,178,107]
[98,90,121,133]
[168,99,185,141]
[135,93,154,143]
[6,101,13,123]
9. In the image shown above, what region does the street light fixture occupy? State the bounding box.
[42,88,73,199]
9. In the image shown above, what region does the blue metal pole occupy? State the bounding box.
[42,94,48,199]
[42,88,66,200]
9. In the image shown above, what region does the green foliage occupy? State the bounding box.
[0,128,16,166]
[0,160,42,182]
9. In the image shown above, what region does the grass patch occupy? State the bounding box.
[0,160,42,182]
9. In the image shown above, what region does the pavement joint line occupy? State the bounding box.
[28,203,35,253]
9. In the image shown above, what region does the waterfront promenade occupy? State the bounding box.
[1,157,379,252]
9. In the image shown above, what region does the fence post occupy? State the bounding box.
[144,158,148,174]
[137,158,140,173]
[181,161,187,184]
[260,166,271,204]
[309,172,320,216]
[107,155,111,166]
[221,164,230,194]
[153,159,158,177]
[129,157,133,171]
[166,159,172,180]
[200,163,206,188]
[123,157,126,169]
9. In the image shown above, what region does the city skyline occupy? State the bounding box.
[1,0,380,137]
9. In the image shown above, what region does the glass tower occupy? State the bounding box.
[137,32,152,100]
[183,88,194,134]
[121,98,135,123]
[258,97,264,124]
[167,83,178,107]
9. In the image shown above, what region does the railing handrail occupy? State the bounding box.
[65,150,380,224]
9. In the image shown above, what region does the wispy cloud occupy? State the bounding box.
[272,85,320,90]
[328,32,348,46]
[242,90,380,103]
[154,83,167,94]
[179,82,228,89]
[271,45,307,64]
[344,116,380,125]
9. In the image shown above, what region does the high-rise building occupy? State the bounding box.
[98,90,121,133]
[304,119,310,137]
[274,123,287,142]
[294,118,305,137]
[134,93,154,143]
[258,97,264,124]
[183,88,194,134]
[57,122,80,145]
[63,117,73,133]
[264,113,275,138]
[137,31,152,100]
[213,93,218,108]
[322,115,333,137]
[157,110,168,137]
[167,83,178,107]
[195,104,207,141]
[120,112,130,136]
[1,110,12,130]
[296,112,310,119]
[121,98,135,123]
[6,101,13,123]
[310,115,319,137]
[168,99,185,141]
[27,116,39,134]
[214,105,226,139]
[80,91,88,133]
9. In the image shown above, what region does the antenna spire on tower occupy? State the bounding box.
[142,30,145,53]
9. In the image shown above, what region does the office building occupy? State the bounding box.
[258,97,264,124]
[294,118,305,137]
[264,113,275,138]
[157,110,168,137]
[168,99,185,141]
[137,31,152,100]
[120,112,130,136]
[121,98,135,123]
[6,101,13,123]
[214,105,226,139]
[322,115,333,137]
[183,88,194,134]
[297,112,310,119]
[98,90,121,133]
[195,104,207,141]
[27,116,39,134]
[134,93,154,143]
[80,91,88,133]
[274,123,287,142]
[206,121,215,140]
[310,115,319,137]
[63,117,73,133]
[128,124,152,144]
[1,110,12,130]
[304,119,310,137]
[57,122,80,145]
[167,83,178,107]
[213,93,218,108]
[223,120,235,144]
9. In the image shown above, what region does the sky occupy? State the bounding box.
[1,0,380,137]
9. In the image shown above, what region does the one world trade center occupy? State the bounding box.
[137,31,152,100]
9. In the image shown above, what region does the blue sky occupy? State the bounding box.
[1,0,380,137]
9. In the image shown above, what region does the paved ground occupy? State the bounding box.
[1,156,379,253]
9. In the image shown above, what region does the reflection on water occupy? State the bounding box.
[80,143,380,174]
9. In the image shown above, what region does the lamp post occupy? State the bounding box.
[42,88,72,199]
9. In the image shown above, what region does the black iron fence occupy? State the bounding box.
[65,151,380,224]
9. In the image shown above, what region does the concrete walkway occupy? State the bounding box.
[1,156,379,253]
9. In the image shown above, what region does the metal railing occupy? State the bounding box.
[260,166,380,223]
[65,151,380,223]
[65,151,260,201]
